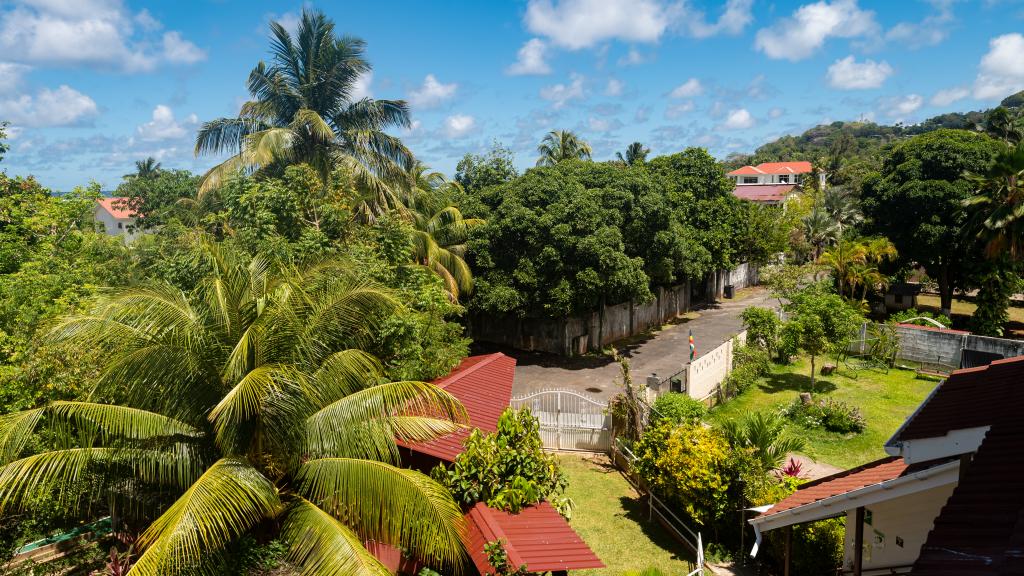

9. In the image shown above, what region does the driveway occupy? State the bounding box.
[476,287,780,401]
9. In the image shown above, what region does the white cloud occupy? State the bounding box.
[0,1,205,71]
[540,73,585,109]
[826,56,893,89]
[0,62,31,94]
[722,108,755,129]
[0,84,98,127]
[524,0,674,49]
[588,116,620,132]
[885,0,955,49]
[664,101,694,119]
[443,114,476,138]
[617,47,646,67]
[883,94,923,117]
[768,107,785,119]
[931,86,970,107]
[407,74,457,109]
[135,104,197,141]
[506,38,551,75]
[755,0,879,61]
[973,33,1024,100]
[604,78,624,96]
[267,11,301,36]
[162,31,206,64]
[350,71,373,100]
[669,78,703,98]
[634,105,652,123]
[682,0,753,38]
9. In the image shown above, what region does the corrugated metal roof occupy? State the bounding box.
[403,353,516,462]
[760,457,909,518]
[732,184,796,202]
[911,421,1024,575]
[463,502,604,573]
[894,355,1024,443]
[728,161,813,176]
[96,197,137,219]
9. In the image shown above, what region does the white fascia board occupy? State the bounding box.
[749,460,959,533]
[898,426,989,464]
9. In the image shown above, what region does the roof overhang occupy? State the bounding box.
[885,425,989,463]
[749,459,959,533]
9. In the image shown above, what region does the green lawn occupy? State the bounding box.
[559,454,696,576]
[707,357,938,469]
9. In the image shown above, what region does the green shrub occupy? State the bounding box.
[734,343,770,376]
[432,408,570,515]
[784,398,866,434]
[721,363,759,397]
[651,393,708,425]
[719,411,805,472]
[889,308,951,328]
[741,307,780,357]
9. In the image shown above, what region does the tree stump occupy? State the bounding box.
[821,364,836,376]
[799,392,813,405]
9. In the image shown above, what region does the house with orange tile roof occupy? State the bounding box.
[748,355,1024,576]
[94,197,139,238]
[727,161,817,206]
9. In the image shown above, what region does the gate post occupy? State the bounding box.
[556,391,562,450]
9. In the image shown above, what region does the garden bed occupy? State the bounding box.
[707,356,937,469]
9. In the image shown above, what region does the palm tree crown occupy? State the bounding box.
[616,142,650,166]
[0,246,469,575]
[966,143,1024,260]
[536,130,592,167]
[194,8,414,217]
[125,157,162,180]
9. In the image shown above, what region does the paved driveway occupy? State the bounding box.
[476,287,780,401]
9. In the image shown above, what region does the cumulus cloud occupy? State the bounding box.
[634,105,652,123]
[682,0,753,38]
[930,86,970,107]
[617,47,646,67]
[973,33,1024,100]
[768,107,785,119]
[755,0,879,61]
[0,1,204,72]
[587,116,623,132]
[604,78,624,96]
[524,0,674,49]
[0,84,98,127]
[885,0,955,49]
[506,38,551,75]
[407,74,457,109]
[664,101,694,119]
[443,114,476,138]
[722,108,755,129]
[0,62,31,94]
[540,74,585,109]
[669,78,703,98]
[826,56,893,89]
[162,31,206,64]
[135,105,198,141]
[350,71,373,100]
[882,94,923,117]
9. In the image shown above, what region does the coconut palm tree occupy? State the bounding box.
[818,239,866,298]
[125,157,162,180]
[802,203,840,261]
[616,142,650,166]
[822,186,862,238]
[0,246,469,575]
[535,130,592,167]
[966,143,1024,260]
[194,8,413,219]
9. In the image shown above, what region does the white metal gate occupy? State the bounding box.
[511,389,612,451]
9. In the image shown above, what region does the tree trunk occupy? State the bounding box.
[809,354,816,395]
[938,264,953,317]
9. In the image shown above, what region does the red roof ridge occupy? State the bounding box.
[433,352,504,389]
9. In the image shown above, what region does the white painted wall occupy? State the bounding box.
[685,331,747,401]
[94,206,138,240]
[841,483,956,571]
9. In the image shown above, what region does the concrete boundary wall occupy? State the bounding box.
[852,323,1024,368]
[685,330,747,402]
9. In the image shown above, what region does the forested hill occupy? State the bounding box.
[722,90,1024,187]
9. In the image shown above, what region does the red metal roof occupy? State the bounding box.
[96,197,137,219]
[911,421,1024,575]
[732,184,796,203]
[761,457,908,517]
[894,355,1024,443]
[463,502,604,573]
[728,161,813,176]
[403,353,516,462]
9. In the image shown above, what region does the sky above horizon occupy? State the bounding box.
[2,0,1024,191]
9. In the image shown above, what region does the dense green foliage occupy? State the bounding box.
[719,411,805,471]
[432,408,570,516]
[650,393,708,426]
[741,307,781,359]
[784,397,867,434]
[779,283,865,388]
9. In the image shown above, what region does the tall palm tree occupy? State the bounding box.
[802,203,840,261]
[535,130,592,167]
[616,142,650,166]
[822,186,863,238]
[818,239,866,298]
[194,8,413,219]
[0,246,469,575]
[125,157,162,180]
[966,143,1024,260]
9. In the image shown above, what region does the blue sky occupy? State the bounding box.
[1,0,1024,190]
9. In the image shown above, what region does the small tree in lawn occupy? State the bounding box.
[781,283,864,393]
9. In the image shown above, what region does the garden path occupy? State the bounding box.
[491,287,780,401]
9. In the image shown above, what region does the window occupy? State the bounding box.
[742,176,759,184]
[117,222,123,229]
[777,175,789,184]
[795,174,804,184]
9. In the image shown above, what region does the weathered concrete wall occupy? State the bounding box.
[895,325,967,367]
[685,330,747,402]
[725,262,759,290]
[965,334,1024,359]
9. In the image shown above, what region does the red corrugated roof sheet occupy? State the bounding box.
[728,161,813,176]
[403,353,516,462]
[732,184,796,202]
[463,502,604,573]
[96,197,137,219]
[911,421,1024,575]
[760,457,910,517]
[894,355,1024,443]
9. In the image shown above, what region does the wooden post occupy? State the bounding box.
[784,525,792,576]
[854,506,865,576]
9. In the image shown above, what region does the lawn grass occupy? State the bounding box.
[707,356,937,469]
[558,454,696,576]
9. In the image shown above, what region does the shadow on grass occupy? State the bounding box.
[758,371,838,395]
[617,495,696,564]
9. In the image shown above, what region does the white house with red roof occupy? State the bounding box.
[727,161,816,206]
[94,197,139,239]
[748,355,1024,576]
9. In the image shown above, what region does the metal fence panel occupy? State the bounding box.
[511,389,612,451]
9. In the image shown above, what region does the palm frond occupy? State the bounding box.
[49,402,201,441]
[281,497,392,576]
[0,409,44,464]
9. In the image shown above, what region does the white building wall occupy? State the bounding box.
[93,206,138,239]
[841,483,957,572]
